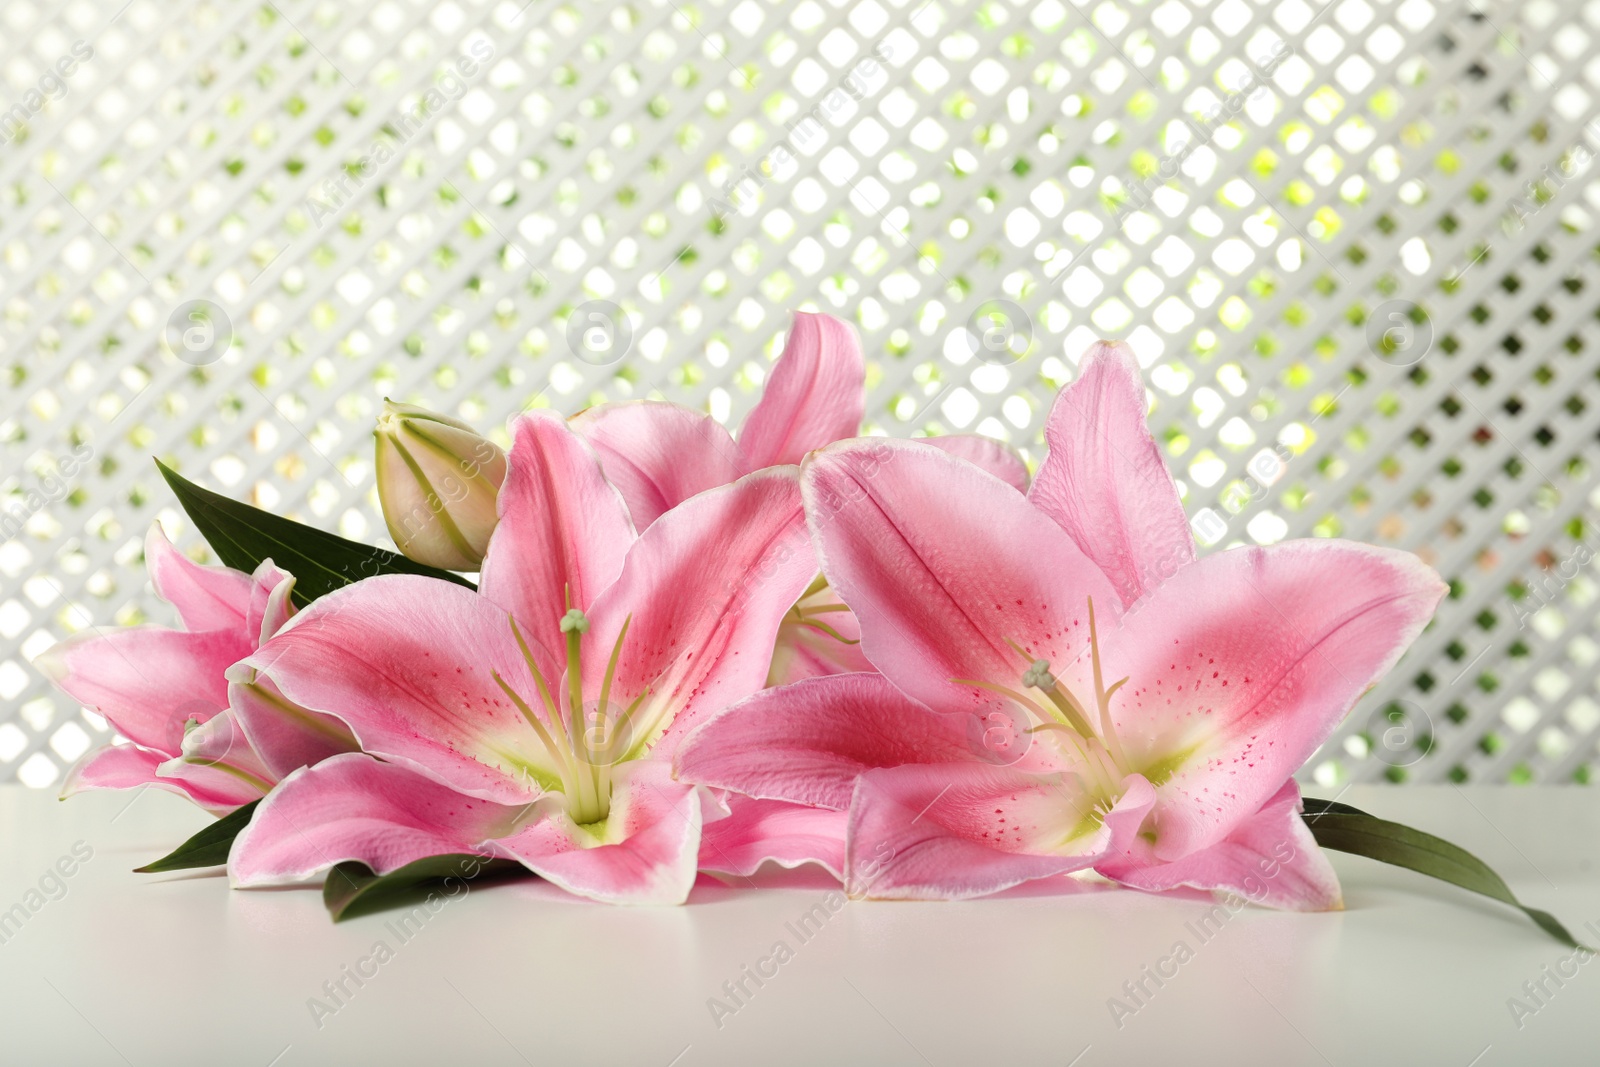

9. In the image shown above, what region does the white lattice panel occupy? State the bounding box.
[4,0,1599,789]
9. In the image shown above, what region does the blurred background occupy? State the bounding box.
[3,0,1596,788]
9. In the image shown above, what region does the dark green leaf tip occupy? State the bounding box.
[323,852,530,922]
[1302,797,1589,950]
[135,800,260,873]
[154,459,473,607]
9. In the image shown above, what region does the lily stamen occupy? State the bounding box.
[1085,598,1132,773]
[786,598,861,645]
[988,598,1138,799]
[495,608,640,826]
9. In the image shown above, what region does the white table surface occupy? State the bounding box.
[1,785,1597,1067]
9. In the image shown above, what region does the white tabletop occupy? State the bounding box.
[1,784,1597,1066]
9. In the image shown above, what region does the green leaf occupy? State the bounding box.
[156,460,473,607]
[135,800,259,873]
[323,853,530,922]
[1302,797,1586,948]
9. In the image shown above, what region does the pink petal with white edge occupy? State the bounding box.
[1084,538,1446,860]
[478,412,635,654]
[699,796,846,879]
[921,434,1030,492]
[1029,341,1194,605]
[737,311,865,469]
[62,743,259,815]
[248,561,297,643]
[1100,779,1342,912]
[144,524,252,634]
[581,467,815,760]
[34,626,249,753]
[245,574,559,804]
[230,753,524,887]
[843,762,1142,900]
[675,672,979,810]
[571,401,749,528]
[226,664,358,781]
[802,439,1121,715]
[493,760,700,905]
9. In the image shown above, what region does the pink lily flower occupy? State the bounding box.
[35,525,355,814]
[229,412,815,904]
[678,342,1447,908]
[574,309,1029,686]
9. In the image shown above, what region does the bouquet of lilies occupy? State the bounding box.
[35,310,1582,940]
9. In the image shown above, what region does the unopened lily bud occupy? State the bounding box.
[374,400,507,570]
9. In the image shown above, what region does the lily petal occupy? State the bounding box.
[738,311,865,468]
[1029,341,1194,605]
[494,760,700,905]
[582,467,815,759]
[676,672,976,810]
[62,743,257,816]
[803,439,1121,714]
[33,626,249,753]
[1085,539,1447,860]
[921,434,1030,492]
[226,665,358,781]
[843,762,1130,900]
[245,575,558,804]
[699,796,846,880]
[479,412,635,652]
[230,753,522,887]
[571,401,749,528]
[1099,779,1342,911]
[155,710,274,807]
[248,561,297,643]
[144,524,253,633]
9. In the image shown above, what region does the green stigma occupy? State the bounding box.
[1021,658,1055,689]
